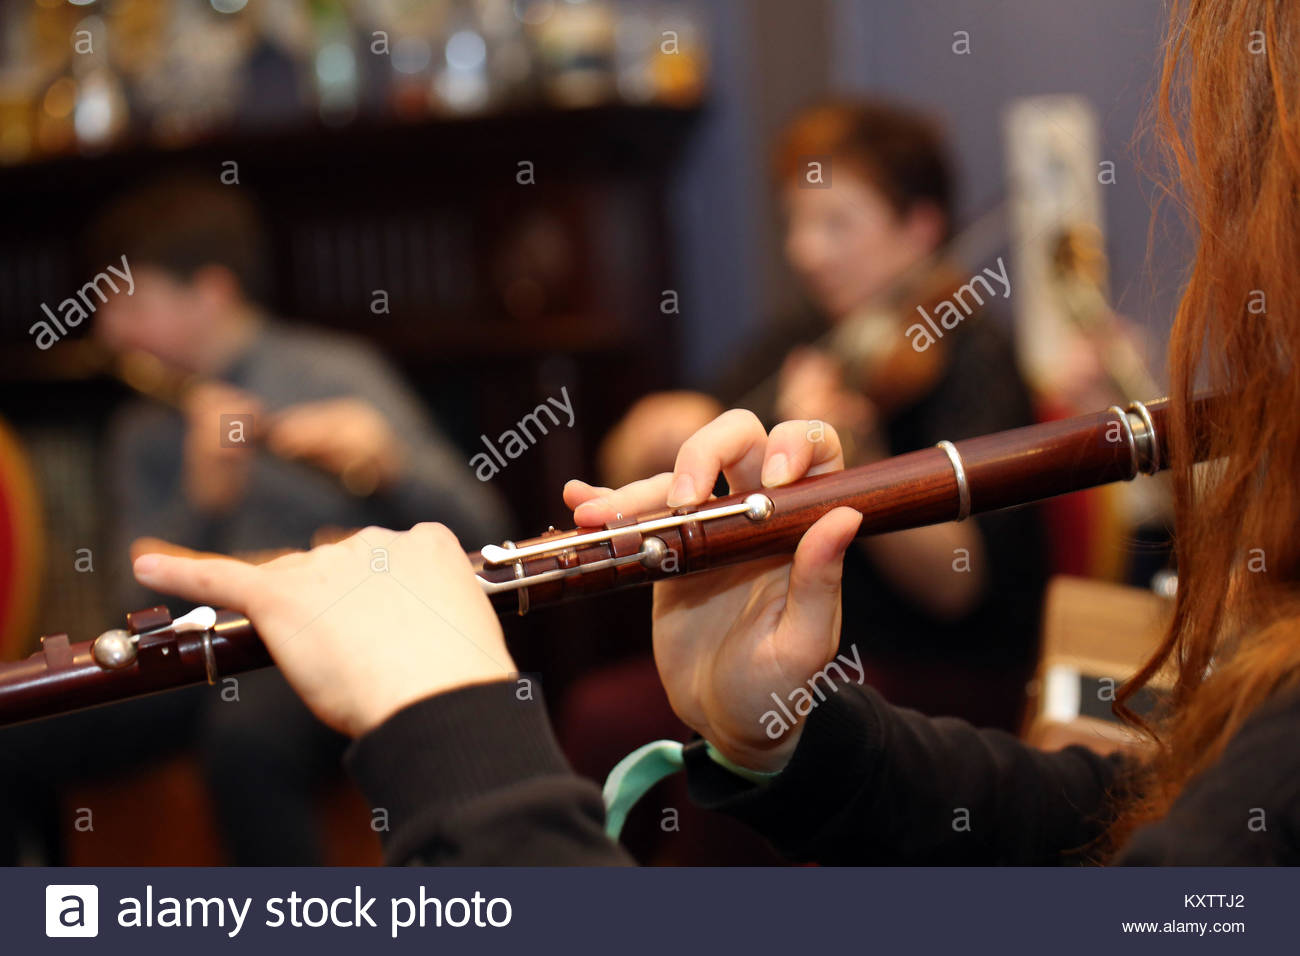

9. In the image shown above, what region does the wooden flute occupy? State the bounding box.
[0,395,1214,728]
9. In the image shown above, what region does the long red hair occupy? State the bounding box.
[1111,0,1300,848]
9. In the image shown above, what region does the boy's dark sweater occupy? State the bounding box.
[344,679,1300,866]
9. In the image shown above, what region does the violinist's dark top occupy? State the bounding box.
[718,309,1049,701]
[344,678,1300,866]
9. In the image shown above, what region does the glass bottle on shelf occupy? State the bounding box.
[105,0,169,139]
[432,0,491,114]
[0,1,46,163]
[69,13,130,150]
[360,0,444,120]
[307,0,360,127]
[617,2,707,106]
[238,0,314,129]
[479,0,537,109]
[29,0,81,158]
[524,0,617,108]
[132,0,254,146]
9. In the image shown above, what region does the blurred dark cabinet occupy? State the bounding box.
[0,105,699,681]
[1,103,698,501]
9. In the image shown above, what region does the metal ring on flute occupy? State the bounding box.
[202,630,218,685]
[1108,405,1140,480]
[500,541,530,616]
[935,440,971,522]
[1126,399,1160,474]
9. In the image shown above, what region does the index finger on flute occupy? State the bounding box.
[571,473,673,527]
[667,408,768,507]
[761,420,846,487]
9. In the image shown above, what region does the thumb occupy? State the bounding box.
[778,507,862,661]
[132,552,260,611]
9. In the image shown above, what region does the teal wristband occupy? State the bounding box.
[602,739,780,840]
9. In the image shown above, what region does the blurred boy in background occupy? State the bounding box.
[2,178,508,866]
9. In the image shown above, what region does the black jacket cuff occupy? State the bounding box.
[683,685,886,858]
[344,679,573,864]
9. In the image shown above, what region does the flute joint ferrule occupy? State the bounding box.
[1125,399,1163,475]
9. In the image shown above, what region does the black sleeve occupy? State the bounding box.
[1114,691,1300,865]
[344,680,634,866]
[685,684,1126,865]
